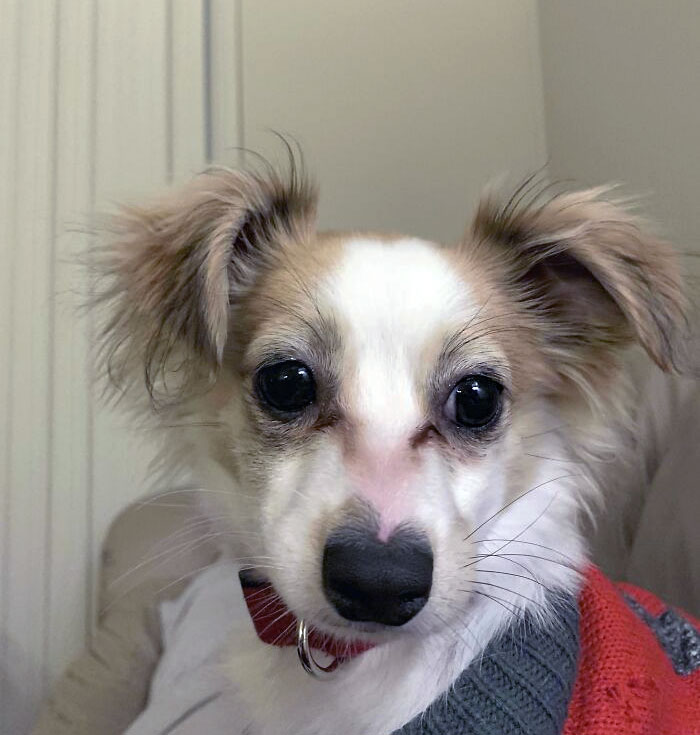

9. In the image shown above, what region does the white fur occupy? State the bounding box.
[322,238,472,537]
[92,168,688,733]
[158,237,596,734]
[325,238,465,436]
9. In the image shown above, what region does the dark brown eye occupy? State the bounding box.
[256,360,316,414]
[446,375,503,429]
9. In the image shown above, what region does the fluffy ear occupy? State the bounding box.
[470,185,688,376]
[93,164,317,405]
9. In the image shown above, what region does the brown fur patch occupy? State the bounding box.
[92,163,317,407]
[233,231,347,368]
[467,185,688,374]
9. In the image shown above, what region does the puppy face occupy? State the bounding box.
[95,166,686,644]
[233,235,516,635]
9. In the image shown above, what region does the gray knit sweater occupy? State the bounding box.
[393,598,580,735]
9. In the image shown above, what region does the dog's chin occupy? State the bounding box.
[276,590,432,645]
[295,594,467,645]
[314,614,413,641]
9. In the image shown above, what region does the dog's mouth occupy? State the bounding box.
[238,525,435,676]
[239,571,376,661]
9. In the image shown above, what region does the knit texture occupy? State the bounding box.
[563,567,700,735]
[623,593,700,676]
[394,596,580,735]
[393,567,700,735]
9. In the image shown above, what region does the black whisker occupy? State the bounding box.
[470,580,546,609]
[429,606,482,652]
[461,589,520,619]
[470,552,578,573]
[463,474,577,543]
[473,539,578,564]
[472,567,554,593]
[477,553,540,579]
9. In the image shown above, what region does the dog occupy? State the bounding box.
[93,158,698,735]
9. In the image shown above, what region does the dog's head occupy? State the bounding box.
[95,164,686,646]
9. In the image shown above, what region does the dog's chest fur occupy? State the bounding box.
[226,621,477,735]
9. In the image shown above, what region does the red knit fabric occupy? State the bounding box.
[564,566,700,735]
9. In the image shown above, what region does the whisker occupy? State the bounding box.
[434,602,495,658]
[467,485,568,570]
[460,589,520,619]
[147,562,220,602]
[442,316,526,362]
[470,580,547,609]
[101,559,215,615]
[475,553,541,579]
[105,541,282,611]
[523,453,583,464]
[145,557,286,610]
[457,326,523,350]
[473,539,577,564]
[135,486,231,506]
[463,474,577,543]
[106,530,226,590]
[519,425,569,440]
[472,568,554,592]
[161,420,225,430]
[137,518,262,564]
[469,552,578,572]
[270,620,298,647]
[429,607,481,653]
[257,608,295,641]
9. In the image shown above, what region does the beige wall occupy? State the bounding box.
[539,0,700,256]
[243,0,547,243]
[0,2,546,731]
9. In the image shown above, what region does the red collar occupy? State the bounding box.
[239,574,374,660]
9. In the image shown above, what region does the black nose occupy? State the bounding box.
[322,526,433,626]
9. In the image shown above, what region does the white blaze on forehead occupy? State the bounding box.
[322,237,477,437]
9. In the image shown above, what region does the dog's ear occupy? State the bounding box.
[93,165,317,405]
[470,185,687,376]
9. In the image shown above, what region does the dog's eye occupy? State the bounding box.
[446,375,503,429]
[255,360,316,414]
